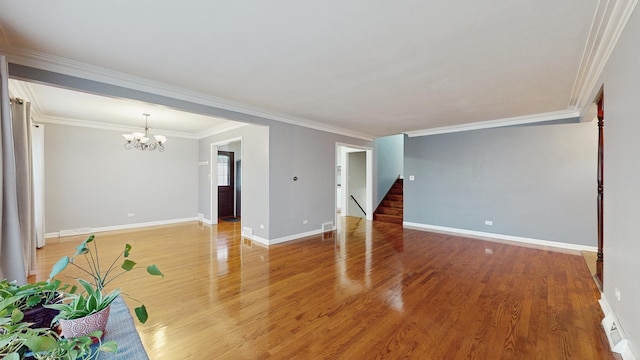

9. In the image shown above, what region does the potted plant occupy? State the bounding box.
[47,234,163,339]
[0,280,69,330]
[0,292,117,359]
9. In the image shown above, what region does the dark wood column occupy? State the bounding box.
[596,97,604,286]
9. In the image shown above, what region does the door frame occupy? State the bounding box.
[210,136,242,224]
[335,143,373,225]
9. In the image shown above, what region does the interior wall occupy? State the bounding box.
[44,122,198,233]
[601,4,640,355]
[198,124,269,239]
[268,122,370,240]
[374,134,404,207]
[404,121,597,246]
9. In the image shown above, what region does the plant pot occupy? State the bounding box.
[59,305,111,339]
[22,305,60,330]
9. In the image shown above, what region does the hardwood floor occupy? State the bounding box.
[30,218,617,359]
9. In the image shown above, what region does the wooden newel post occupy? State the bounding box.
[596,97,604,286]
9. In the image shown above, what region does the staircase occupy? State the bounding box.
[374,178,403,224]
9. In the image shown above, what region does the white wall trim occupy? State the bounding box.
[242,227,330,246]
[600,295,638,360]
[36,115,199,139]
[267,228,327,245]
[196,122,250,139]
[244,234,270,247]
[200,217,214,225]
[405,110,580,137]
[572,0,639,113]
[403,222,598,252]
[2,45,374,141]
[45,217,198,239]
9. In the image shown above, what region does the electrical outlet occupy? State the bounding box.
[127,213,134,217]
[615,287,621,301]
[260,224,265,229]
[484,220,493,226]
[303,219,308,224]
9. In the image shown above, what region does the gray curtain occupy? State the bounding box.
[0,55,36,284]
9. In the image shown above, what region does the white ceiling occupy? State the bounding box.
[8,79,242,138]
[0,1,626,138]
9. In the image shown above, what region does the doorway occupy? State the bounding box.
[217,151,235,219]
[210,137,242,224]
[336,143,373,225]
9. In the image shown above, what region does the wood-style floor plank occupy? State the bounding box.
[29,218,618,359]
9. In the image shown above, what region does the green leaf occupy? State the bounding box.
[73,234,94,257]
[24,333,57,352]
[4,353,19,360]
[0,295,22,312]
[99,340,118,353]
[124,243,132,257]
[78,279,96,296]
[86,294,98,311]
[135,305,148,323]
[11,308,24,323]
[49,256,70,279]
[26,294,41,307]
[121,259,137,271]
[146,264,164,277]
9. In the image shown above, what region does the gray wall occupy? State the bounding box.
[374,134,404,206]
[268,122,370,240]
[11,64,371,242]
[45,123,198,232]
[198,124,269,239]
[602,5,640,355]
[347,151,366,217]
[404,122,597,246]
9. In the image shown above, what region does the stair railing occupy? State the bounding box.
[350,195,366,216]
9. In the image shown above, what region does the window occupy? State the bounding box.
[217,154,230,186]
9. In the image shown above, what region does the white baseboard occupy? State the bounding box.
[403,222,598,252]
[600,295,637,360]
[241,226,335,246]
[268,228,326,245]
[47,217,199,239]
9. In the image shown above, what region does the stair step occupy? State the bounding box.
[385,194,403,202]
[377,207,403,216]
[374,213,403,224]
[389,188,403,195]
[382,200,403,208]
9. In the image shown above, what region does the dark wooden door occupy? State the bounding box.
[236,159,241,217]
[218,151,235,219]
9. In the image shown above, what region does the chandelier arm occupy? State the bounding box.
[123,113,167,152]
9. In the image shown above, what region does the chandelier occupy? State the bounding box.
[122,113,167,151]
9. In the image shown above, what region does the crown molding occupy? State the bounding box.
[0,45,374,141]
[196,122,250,139]
[405,110,580,137]
[35,115,199,139]
[570,0,638,112]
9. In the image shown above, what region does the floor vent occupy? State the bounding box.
[322,222,333,232]
[602,313,635,358]
[59,228,92,237]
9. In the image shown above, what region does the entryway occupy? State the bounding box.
[336,143,373,224]
[211,137,242,224]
